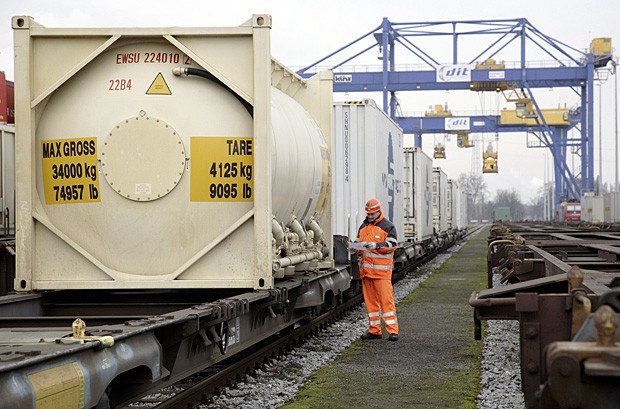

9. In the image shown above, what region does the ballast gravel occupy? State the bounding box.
[477,274,525,409]
[201,238,525,409]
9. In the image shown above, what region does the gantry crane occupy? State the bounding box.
[297,18,614,206]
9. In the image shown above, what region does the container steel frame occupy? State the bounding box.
[12,15,333,291]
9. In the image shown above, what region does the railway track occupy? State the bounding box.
[125,227,484,409]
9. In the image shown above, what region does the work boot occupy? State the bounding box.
[360,332,382,340]
[388,333,399,342]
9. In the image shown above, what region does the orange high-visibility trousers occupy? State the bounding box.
[362,277,399,335]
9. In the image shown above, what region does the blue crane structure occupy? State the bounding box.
[297,18,613,206]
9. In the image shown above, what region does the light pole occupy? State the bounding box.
[615,59,619,192]
[544,152,548,220]
[597,83,602,194]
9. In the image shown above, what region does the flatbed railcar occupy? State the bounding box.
[470,222,620,409]
[0,15,466,408]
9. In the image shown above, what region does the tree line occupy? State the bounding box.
[457,172,544,222]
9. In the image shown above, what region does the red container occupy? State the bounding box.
[0,71,14,124]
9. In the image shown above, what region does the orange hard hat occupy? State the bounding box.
[365,198,381,213]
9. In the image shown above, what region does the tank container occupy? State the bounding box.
[12,15,333,291]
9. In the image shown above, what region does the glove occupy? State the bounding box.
[364,242,377,250]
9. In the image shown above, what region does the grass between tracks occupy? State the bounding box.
[281,227,489,409]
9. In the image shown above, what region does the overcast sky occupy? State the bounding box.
[1,0,618,203]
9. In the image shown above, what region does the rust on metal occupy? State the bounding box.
[594,305,618,347]
[472,222,620,408]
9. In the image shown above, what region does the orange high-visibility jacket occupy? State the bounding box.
[357,213,398,279]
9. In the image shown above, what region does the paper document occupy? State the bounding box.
[350,241,368,251]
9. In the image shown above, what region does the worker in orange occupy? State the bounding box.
[356,198,399,341]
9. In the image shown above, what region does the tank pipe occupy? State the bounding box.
[306,219,324,244]
[272,218,285,249]
[287,217,307,244]
[172,67,253,117]
[273,250,323,271]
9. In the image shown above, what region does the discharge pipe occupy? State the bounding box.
[306,218,324,244]
[287,217,307,243]
[273,250,323,271]
[272,218,285,248]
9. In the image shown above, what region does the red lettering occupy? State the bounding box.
[115,53,140,64]
[108,79,132,91]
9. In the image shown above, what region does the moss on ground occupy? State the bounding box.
[281,227,490,409]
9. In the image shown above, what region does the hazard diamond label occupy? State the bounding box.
[146,72,172,95]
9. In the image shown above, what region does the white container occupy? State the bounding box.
[332,99,404,240]
[403,148,433,242]
[581,194,604,223]
[604,192,620,223]
[0,123,14,235]
[446,180,453,229]
[459,189,468,229]
[447,180,455,230]
[13,16,334,291]
[432,167,448,234]
[447,180,463,230]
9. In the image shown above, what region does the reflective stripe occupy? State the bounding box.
[360,263,392,271]
[384,318,398,325]
[383,311,397,318]
[361,251,393,259]
[368,311,381,318]
[369,319,381,325]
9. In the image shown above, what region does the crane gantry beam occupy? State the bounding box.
[328,67,586,93]
[298,18,613,207]
[396,114,581,200]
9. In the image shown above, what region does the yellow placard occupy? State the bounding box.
[41,137,101,204]
[27,362,85,409]
[146,72,172,95]
[190,137,253,202]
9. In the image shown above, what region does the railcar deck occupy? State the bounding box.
[471,222,620,409]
